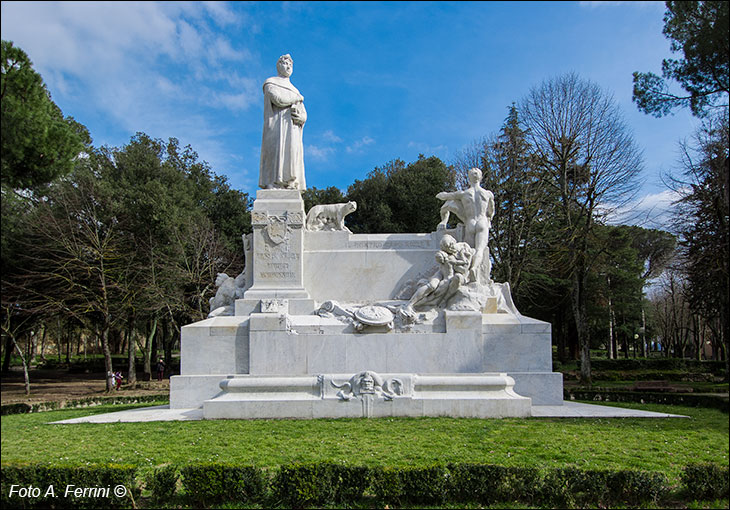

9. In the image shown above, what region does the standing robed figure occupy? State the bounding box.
[259,54,307,190]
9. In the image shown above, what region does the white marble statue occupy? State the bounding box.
[305,201,357,232]
[400,234,474,320]
[208,272,246,317]
[436,168,495,284]
[259,54,307,190]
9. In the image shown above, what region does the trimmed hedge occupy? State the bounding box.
[447,463,506,504]
[587,359,727,374]
[1,462,726,508]
[681,463,730,500]
[146,464,177,502]
[1,464,138,509]
[370,465,448,505]
[272,462,371,507]
[565,389,729,412]
[180,463,265,507]
[1,395,169,416]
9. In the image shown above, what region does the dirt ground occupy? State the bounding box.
[1,367,170,405]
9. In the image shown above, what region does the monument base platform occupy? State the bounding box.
[202,373,531,419]
[172,309,564,412]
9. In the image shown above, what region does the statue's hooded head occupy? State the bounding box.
[277,54,293,78]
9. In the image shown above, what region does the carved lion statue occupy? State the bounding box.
[305,201,357,232]
[208,272,246,317]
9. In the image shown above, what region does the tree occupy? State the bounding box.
[478,105,553,298]
[96,133,250,378]
[521,73,644,383]
[347,155,456,234]
[628,226,677,280]
[588,225,655,359]
[673,109,729,372]
[8,164,134,391]
[1,40,90,189]
[633,1,729,117]
[302,186,347,213]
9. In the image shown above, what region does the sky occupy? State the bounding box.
[1,1,698,228]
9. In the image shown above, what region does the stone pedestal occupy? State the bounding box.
[242,189,310,301]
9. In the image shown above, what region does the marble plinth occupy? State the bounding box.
[203,373,531,419]
[171,310,564,410]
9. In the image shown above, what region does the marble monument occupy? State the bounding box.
[170,55,563,419]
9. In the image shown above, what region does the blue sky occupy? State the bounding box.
[1,1,697,227]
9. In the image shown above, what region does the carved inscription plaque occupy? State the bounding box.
[252,210,303,286]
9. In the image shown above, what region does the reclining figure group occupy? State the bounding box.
[400,167,497,321]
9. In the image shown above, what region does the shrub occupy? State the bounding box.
[272,463,336,508]
[146,465,178,502]
[399,465,448,505]
[447,463,505,504]
[565,389,729,412]
[1,395,168,416]
[370,466,404,506]
[1,463,138,509]
[329,464,370,504]
[681,463,730,500]
[180,463,265,507]
[538,468,609,507]
[606,469,667,505]
[501,466,541,503]
[588,358,727,374]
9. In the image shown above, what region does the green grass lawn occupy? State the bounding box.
[2,401,727,484]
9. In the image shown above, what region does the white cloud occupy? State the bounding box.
[407,141,448,154]
[0,1,258,185]
[346,136,375,154]
[307,145,336,161]
[0,4,254,121]
[200,1,242,27]
[604,188,684,229]
[322,130,343,143]
[209,92,256,111]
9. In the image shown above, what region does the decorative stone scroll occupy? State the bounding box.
[330,371,404,401]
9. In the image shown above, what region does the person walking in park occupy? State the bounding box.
[156,357,166,381]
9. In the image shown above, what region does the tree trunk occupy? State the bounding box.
[100,323,114,392]
[151,325,159,377]
[39,324,48,361]
[573,271,591,385]
[142,317,157,381]
[2,336,13,373]
[127,321,137,386]
[28,331,37,367]
[163,322,174,378]
[641,308,646,358]
[9,334,30,396]
[607,296,615,359]
[65,322,71,363]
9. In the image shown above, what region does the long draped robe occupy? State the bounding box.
[259,76,307,189]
